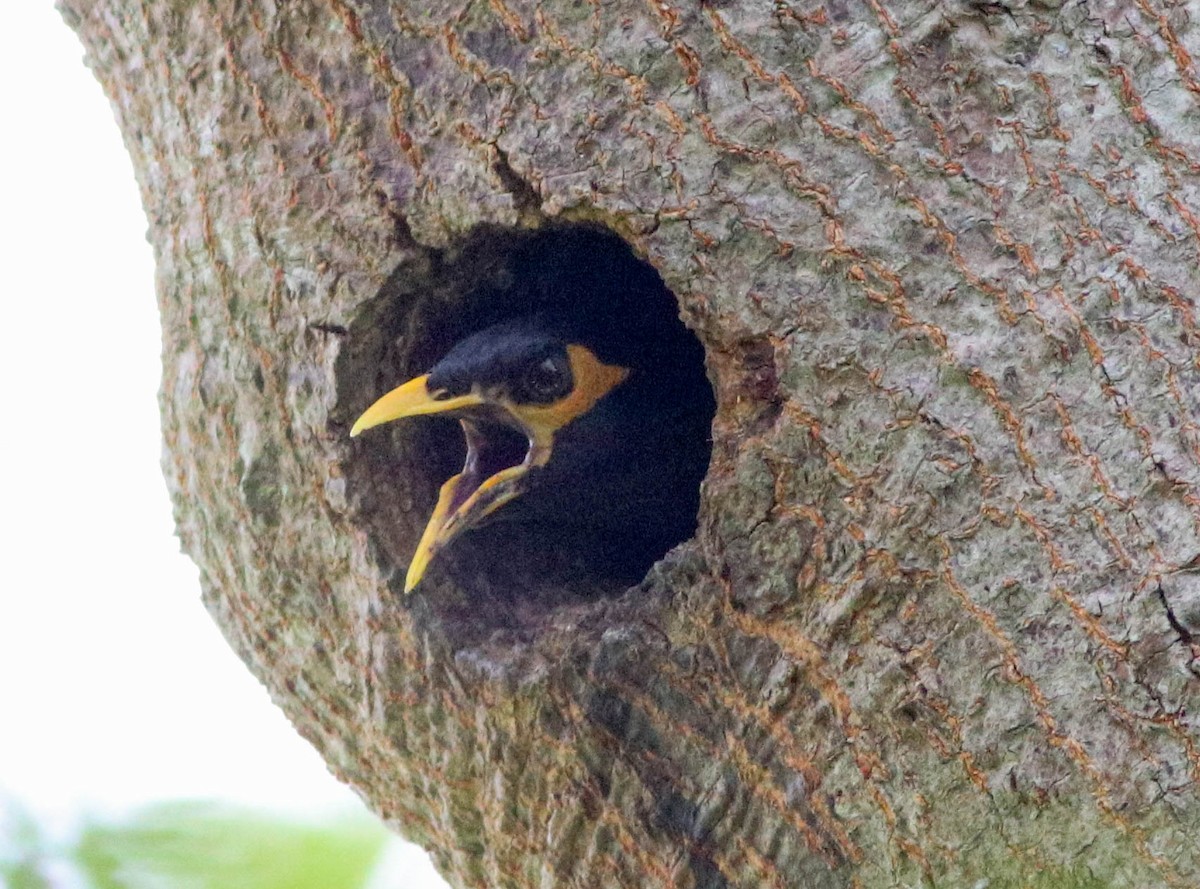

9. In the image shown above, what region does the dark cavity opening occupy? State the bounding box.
[336,223,715,634]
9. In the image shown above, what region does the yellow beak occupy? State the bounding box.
[351,375,525,593]
[404,450,535,593]
[349,375,484,437]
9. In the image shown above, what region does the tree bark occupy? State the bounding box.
[63,0,1200,886]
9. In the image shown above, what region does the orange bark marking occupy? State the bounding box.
[996,117,1039,188]
[806,59,896,148]
[938,560,1188,885]
[555,695,738,888]
[443,26,516,88]
[616,673,847,869]
[329,0,423,167]
[219,28,278,140]
[964,369,1050,496]
[1046,394,1130,510]
[1134,0,1200,100]
[661,660,861,861]
[487,0,532,41]
[722,579,939,878]
[275,47,340,142]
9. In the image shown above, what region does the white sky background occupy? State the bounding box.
[0,7,445,886]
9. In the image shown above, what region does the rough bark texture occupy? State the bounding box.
[64,0,1200,886]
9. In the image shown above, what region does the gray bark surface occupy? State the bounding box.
[63,0,1200,886]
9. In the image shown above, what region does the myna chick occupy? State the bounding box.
[351,314,712,593]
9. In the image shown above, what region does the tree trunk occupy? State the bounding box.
[62,0,1200,885]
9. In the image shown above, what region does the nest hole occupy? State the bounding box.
[336,223,714,640]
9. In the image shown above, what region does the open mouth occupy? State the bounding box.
[444,419,532,519]
[406,416,546,592]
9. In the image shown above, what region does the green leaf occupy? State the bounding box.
[0,797,54,889]
[73,801,388,889]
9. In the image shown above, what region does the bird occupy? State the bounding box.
[350,309,714,594]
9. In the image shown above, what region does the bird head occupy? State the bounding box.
[350,318,630,592]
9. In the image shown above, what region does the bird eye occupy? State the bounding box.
[523,355,569,401]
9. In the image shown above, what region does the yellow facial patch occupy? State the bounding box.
[509,344,630,448]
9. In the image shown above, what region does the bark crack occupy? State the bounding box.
[492,144,544,221]
[1156,581,1196,646]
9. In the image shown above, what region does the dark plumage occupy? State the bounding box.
[463,316,713,566]
[351,238,714,593]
